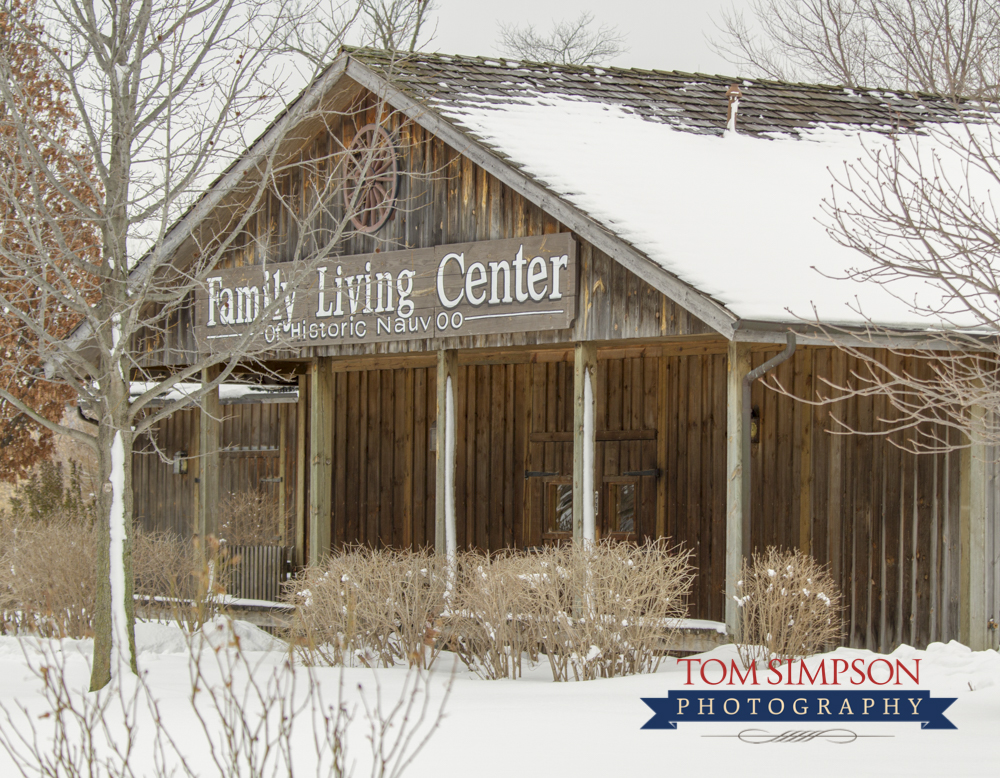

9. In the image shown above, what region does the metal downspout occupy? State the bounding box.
[741,331,797,557]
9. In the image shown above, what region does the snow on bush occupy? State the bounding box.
[285,547,448,669]
[498,540,695,681]
[287,541,695,682]
[733,547,843,667]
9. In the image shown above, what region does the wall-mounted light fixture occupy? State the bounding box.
[173,451,188,475]
[429,422,437,452]
[750,407,761,446]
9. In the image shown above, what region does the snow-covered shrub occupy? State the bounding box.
[132,529,224,630]
[443,551,541,679]
[285,547,448,668]
[445,540,694,681]
[0,519,215,637]
[733,547,843,667]
[0,621,447,777]
[524,540,694,681]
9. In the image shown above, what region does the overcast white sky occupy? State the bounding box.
[428,0,745,76]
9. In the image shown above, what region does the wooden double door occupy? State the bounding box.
[529,433,658,545]
[524,356,660,546]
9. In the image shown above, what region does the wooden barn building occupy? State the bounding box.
[130,48,1000,652]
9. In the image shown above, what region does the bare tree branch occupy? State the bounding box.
[712,0,1000,98]
[497,11,628,67]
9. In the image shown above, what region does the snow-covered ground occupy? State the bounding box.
[0,621,997,777]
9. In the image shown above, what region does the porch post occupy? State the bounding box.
[960,404,988,650]
[435,349,458,557]
[725,342,751,636]
[573,342,597,544]
[294,373,307,566]
[308,357,334,565]
[198,364,221,541]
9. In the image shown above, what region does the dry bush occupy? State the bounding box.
[548,540,694,681]
[444,540,695,681]
[285,547,448,668]
[443,551,541,680]
[734,547,844,667]
[0,518,227,637]
[218,488,284,546]
[131,530,229,630]
[0,517,98,637]
[284,540,695,681]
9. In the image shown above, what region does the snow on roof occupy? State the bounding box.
[349,50,995,330]
[438,94,990,328]
[130,382,297,406]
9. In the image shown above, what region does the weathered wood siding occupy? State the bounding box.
[135,93,714,369]
[327,366,437,550]
[133,408,198,536]
[133,402,298,541]
[984,444,1000,648]
[749,347,964,651]
[133,338,973,651]
[318,351,721,619]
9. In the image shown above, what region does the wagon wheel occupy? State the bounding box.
[342,124,398,233]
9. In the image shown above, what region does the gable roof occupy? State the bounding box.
[345,49,994,336]
[83,48,990,360]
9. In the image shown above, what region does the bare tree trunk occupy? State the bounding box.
[91,415,138,689]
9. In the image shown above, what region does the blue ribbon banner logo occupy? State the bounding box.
[642,691,956,731]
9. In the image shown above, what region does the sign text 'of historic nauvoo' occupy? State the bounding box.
[194,234,577,353]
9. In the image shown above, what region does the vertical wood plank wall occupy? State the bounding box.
[133,345,971,650]
[133,402,298,541]
[750,347,963,652]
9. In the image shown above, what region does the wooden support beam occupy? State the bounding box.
[294,374,307,566]
[573,342,598,544]
[656,355,668,539]
[960,405,988,650]
[828,349,845,585]
[278,403,288,547]
[725,342,751,636]
[435,349,458,557]
[308,358,334,566]
[198,365,221,542]
[798,350,814,556]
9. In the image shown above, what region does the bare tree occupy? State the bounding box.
[497,11,628,67]
[290,0,435,64]
[360,0,436,52]
[710,0,1000,451]
[712,0,1000,98]
[795,118,1000,451]
[0,0,412,690]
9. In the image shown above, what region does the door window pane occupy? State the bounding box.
[609,482,636,534]
[546,482,573,534]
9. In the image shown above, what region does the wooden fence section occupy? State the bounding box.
[224,545,294,603]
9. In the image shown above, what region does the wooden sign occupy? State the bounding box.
[194,234,576,353]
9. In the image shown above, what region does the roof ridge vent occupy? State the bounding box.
[726,84,743,134]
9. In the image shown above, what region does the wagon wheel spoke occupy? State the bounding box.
[343,124,397,233]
